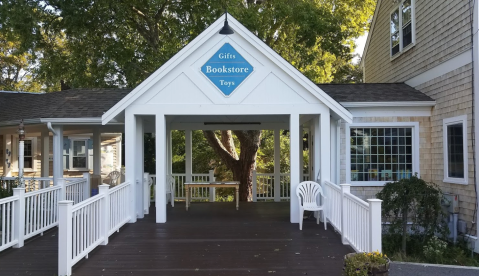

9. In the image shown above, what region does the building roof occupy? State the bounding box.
[0,83,433,125]
[317,83,435,103]
[0,88,131,123]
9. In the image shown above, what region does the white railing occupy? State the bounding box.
[59,182,132,276]
[64,176,90,204]
[252,171,291,201]
[0,195,18,252]
[0,174,91,253]
[322,181,382,253]
[1,177,53,192]
[24,186,61,240]
[143,173,152,214]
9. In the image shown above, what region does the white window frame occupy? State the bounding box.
[345,122,420,186]
[70,138,89,171]
[443,115,468,185]
[390,0,416,59]
[12,137,37,172]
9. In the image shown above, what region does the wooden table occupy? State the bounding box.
[184,181,240,211]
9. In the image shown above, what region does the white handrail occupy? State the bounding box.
[24,186,62,239]
[252,171,291,201]
[0,195,19,252]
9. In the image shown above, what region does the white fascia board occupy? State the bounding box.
[226,16,353,123]
[101,16,226,125]
[361,0,382,67]
[0,118,42,127]
[41,118,123,125]
[101,13,353,125]
[341,101,436,107]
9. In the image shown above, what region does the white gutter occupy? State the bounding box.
[47,122,56,135]
[40,118,122,125]
[340,101,436,108]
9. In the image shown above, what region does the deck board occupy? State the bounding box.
[0,202,354,276]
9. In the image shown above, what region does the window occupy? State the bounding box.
[346,123,419,186]
[72,139,88,170]
[23,140,33,169]
[391,0,415,57]
[443,116,468,184]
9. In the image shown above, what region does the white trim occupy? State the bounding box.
[405,50,472,87]
[345,122,420,186]
[347,106,432,118]
[341,101,436,107]
[40,118,122,125]
[443,115,468,185]
[101,13,353,125]
[473,0,479,249]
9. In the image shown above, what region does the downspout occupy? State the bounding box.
[470,0,479,253]
[47,122,57,136]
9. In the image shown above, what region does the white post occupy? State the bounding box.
[58,200,73,276]
[252,170,257,202]
[18,140,24,184]
[135,117,144,219]
[208,170,215,202]
[41,129,50,179]
[313,116,321,183]
[12,188,25,248]
[274,128,281,202]
[52,125,64,184]
[92,127,101,176]
[144,172,150,214]
[155,114,167,222]
[340,184,351,245]
[320,113,331,185]
[3,134,13,176]
[58,178,66,201]
[125,112,137,223]
[83,172,90,199]
[185,130,192,183]
[368,199,383,252]
[299,127,303,182]
[290,113,300,223]
[99,184,110,245]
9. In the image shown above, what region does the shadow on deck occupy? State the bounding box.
[0,202,354,276]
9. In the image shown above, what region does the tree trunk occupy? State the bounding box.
[203,130,262,201]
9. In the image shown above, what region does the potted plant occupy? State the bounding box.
[344,251,390,276]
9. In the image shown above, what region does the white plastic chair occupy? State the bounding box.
[107,170,121,186]
[296,181,327,230]
[166,175,175,207]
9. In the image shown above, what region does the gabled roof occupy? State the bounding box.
[0,89,130,125]
[101,14,354,124]
[317,83,435,104]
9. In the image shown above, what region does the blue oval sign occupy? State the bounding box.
[201,43,254,96]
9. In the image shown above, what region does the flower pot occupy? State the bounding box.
[344,252,390,276]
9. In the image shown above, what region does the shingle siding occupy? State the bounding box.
[364,0,472,83]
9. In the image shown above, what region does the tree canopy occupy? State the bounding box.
[0,0,374,91]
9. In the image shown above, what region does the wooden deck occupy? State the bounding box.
[0,202,353,276]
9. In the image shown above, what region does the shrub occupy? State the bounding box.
[344,251,389,276]
[423,236,447,263]
[376,175,448,254]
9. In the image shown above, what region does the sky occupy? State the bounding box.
[353,33,368,63]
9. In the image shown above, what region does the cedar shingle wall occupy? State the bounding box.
[364,0,472,83]
[415,63,475,233]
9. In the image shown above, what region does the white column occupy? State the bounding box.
[136,117,145,219]
[41,129,50,178]
[299,127,303,182]
[125,112,137,223]
[313,116,320,182]
[155,114,167,222]
[274,128,281,202]
[53,125,64,184]
[18,140,24,181]
[290,113,300,223]
[92,127,101,175]
[185,130,192,183]
[320,113,331,184]
[167,128,172,175]
[330,119,338,184]
[3,134,12,176]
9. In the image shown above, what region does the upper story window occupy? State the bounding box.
[443,116,468,185]
[346,123,420,186]
[391,0,415,57]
